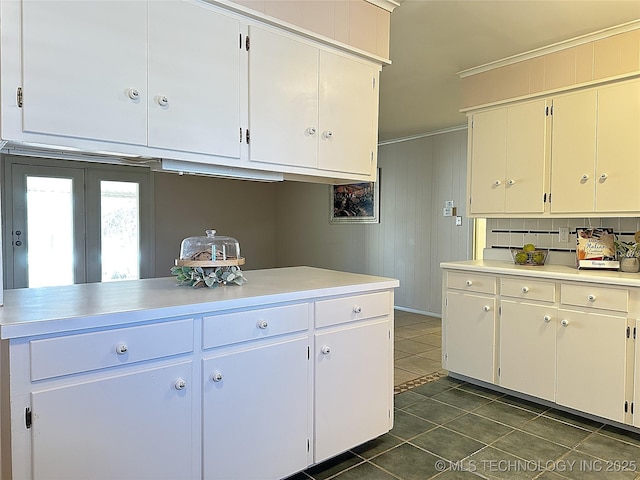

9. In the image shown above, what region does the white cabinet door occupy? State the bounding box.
[444,291,496,383]
[469,107,507,215]
[504,99,547,214]
[31,362,193,480]
[549,89,598,213]
[595,79,640,213]
[148,2,241,158]
[500,300,556,401]
[247,25,319,168]
[318,51,377,175]
[314,319,391,463]
[21,1,147,144]
[556,308,627,422]
[202,336,310,480]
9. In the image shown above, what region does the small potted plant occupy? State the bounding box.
[615,239,640,272]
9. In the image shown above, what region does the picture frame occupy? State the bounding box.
[329,169,380,224]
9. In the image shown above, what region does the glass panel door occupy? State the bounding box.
[9,165,86,288]
[100,180,140,281]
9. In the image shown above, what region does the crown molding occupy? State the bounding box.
[458,19,640,78]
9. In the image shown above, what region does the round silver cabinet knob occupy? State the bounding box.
[257,320,268,329]
[127,88,140,101]
[561,319,569,327]
[581,174,589,182]
[599,173,608,181]
[353,305,362,314]
[157,95,169,107]
[521,286,530,293]
[465,280,473,286]
[306,126,317,135]
[115,344,128,355]
[322,130,333,139]
[507,179,516,186]
[493,180,502,187]
[174,379,187,390]
[321,345,331,355]
[212,372,223,382]
[543,315,551,323]
[483,305,491,312]
[587,294,596,302]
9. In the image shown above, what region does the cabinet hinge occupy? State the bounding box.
[307,345,310,360]
[625,400,629,413]
[17,87,23,108]
[25,407,32,429]
[239,33,242,49]
[307,438,310,452]
[634,327,637,340]
[246,129,250,144]
[245,35,250,51]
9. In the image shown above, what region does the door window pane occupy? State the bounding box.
[100,181,140,281]
[26,176,74,287]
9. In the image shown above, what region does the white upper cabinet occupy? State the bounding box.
[21,1,148,145]
[550,79,640,214]
[247,24,379,177]
[21,1,241,159]
[468,99,547,215]
[147,1,241,158]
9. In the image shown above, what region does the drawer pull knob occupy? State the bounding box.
[581,174,589,182]
[521,286,529,293]
[599,173,608,181]
[115,344,128,355]
[257,320,268,329]
[465,280,473,286]
[587,294,596,302]
[493,180,502,187]
[321,345,331,355]
[483,305,491,312]
[212,372,223,382]
[561,319,569,327]
[543,315,551,323]
[174,379,187,390]
[353,305,362,314]
[507,179,516,186]
[156,95,169,107]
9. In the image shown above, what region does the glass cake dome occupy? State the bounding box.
[177,229,244,266]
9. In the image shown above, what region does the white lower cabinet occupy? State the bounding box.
[444,290,497,384]
[314,319,390,463]
[499,300,556,402]
[202,336,310,480]
[31,361,193,480]
[556,307,628,423]
[443,266,638,430]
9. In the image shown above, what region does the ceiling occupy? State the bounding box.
[378,0,640,142]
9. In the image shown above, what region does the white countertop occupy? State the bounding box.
[441,259,640,287]
[0,266,399,339]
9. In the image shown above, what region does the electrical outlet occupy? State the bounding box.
[559,227,569,243]
[455,216,462,226]
[445,200,455,208]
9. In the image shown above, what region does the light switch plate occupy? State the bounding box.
[559,227,569,242]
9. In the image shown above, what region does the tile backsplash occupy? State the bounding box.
[485,217,640,252]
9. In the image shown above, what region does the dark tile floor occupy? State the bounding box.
[289,311,640,480]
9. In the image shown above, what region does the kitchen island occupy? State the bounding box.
[441,259,640,432]
[0,266,399,480]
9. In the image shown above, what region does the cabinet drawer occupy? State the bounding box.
[30,319,194,381]
[315,291,391,328]
[501,277,555,302]
[447,271,497,294]
[561,284,629,312]
[202,303,309,349]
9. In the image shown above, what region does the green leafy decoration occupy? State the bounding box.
[171,264,247,288]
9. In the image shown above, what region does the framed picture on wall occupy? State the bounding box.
[329,169,380,224]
